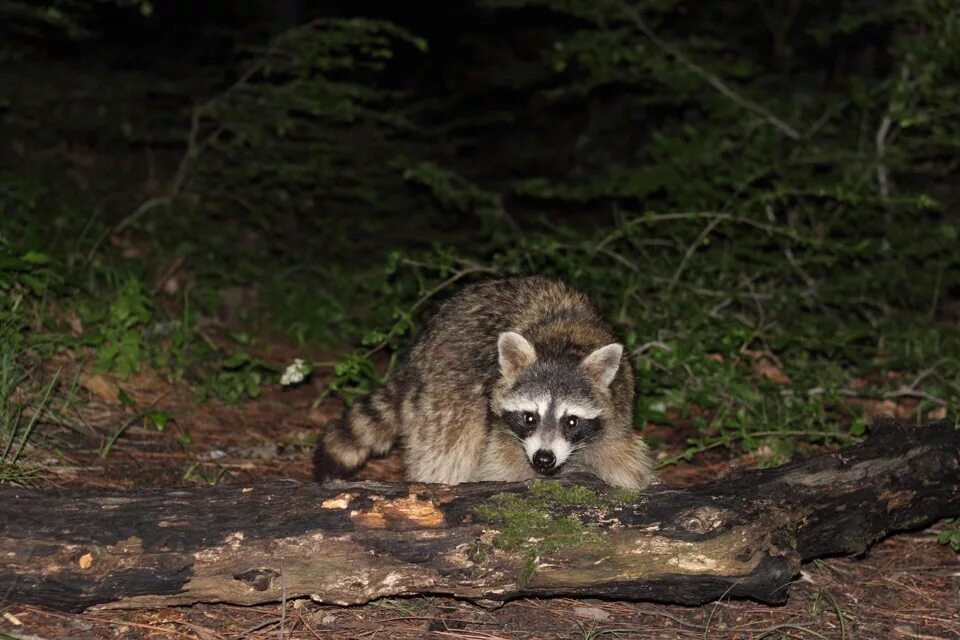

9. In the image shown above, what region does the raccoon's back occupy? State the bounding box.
[396,276,614,390]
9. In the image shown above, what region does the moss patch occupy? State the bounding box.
[528,480,601,506]
[472,480,626,586]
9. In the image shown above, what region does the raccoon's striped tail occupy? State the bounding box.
[313,383,400,481]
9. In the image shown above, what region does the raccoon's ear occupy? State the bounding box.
[498,331,537,377]
[582,343,623,388]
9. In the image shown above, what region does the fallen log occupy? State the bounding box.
[1,420,957,612]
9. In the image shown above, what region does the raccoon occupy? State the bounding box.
[313,275,654,489]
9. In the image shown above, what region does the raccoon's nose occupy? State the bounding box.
[532,449,556,473]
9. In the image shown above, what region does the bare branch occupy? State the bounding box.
[614,1,801,140]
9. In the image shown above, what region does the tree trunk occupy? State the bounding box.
[2,420,957,612]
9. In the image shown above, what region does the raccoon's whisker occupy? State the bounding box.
[571,431,604,449]
[501,429,525,445]
[568,431,606,457]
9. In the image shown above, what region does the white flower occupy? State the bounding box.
[280,358,310,386]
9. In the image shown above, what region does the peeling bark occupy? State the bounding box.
[1,420,957,612]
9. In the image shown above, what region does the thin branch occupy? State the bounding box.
[875,114,894,200]
[668,215,723,290]
[875,63,912,201]
[614,0,800,140]
[883,389,947,406]
[113,59,266,234]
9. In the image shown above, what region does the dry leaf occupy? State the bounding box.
[2,612,23,626]
[79,373,120,404]
[573,606,610,621]
[752,359,791,384]
[849,377,870,390]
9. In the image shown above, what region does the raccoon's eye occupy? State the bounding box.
[523,412,537,425]
[566,416,579,428]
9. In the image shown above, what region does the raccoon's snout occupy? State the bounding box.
[532,449,557,474]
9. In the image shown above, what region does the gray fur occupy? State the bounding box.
[313,275,655,489]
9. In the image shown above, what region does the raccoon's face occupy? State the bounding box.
[496,331,622,475]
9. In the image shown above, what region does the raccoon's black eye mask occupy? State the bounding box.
[564,415,601,444]
[503,409,600,445]
[504,411,537,438]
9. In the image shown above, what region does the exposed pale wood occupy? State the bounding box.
[1,420,957,612]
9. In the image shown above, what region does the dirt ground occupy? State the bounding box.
[2,360,959,640]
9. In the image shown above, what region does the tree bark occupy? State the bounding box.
[1,420,957,612]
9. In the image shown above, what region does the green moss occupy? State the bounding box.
[468,538,492,565]
[899,514,934,530]
[841,531,872,554]
[518,555,539,588]
[472,480,616,586]
[527,479,603,506]
[474,493,594,551]
[524,478,639,507]
[605,487,641,505]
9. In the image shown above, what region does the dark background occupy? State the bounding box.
[1,4,959,636]
[1,0,958,459]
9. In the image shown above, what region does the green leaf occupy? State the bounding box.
[146,410,172,430]
[221,351,253,369]
[850,419,867,437]
[118,388,135,408]
[20,251,50,264]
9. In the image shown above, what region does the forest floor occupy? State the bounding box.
[2,353,958,640]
